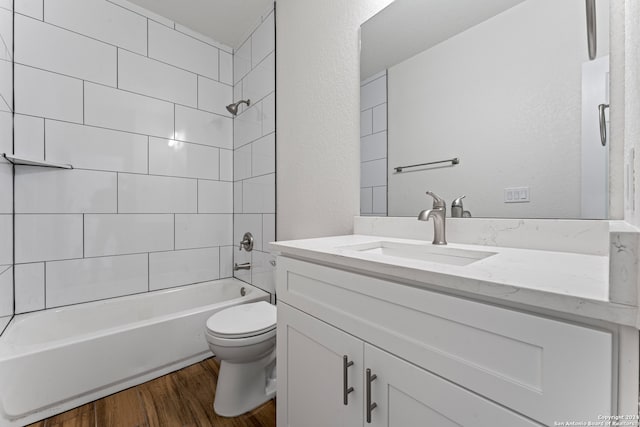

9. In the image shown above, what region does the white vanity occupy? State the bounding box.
[272,219,639,427]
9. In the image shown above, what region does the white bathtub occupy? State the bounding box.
[0,278,269,427]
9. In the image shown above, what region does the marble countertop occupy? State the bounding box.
[271,234,639,327]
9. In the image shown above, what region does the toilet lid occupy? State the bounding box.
[206,301,277,338]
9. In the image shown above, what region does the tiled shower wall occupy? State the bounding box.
[232,10,276,294]
[360,70,387,216]
[0,0,13,325]
[11,0,237,312]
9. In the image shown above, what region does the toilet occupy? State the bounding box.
[205,301,277,417]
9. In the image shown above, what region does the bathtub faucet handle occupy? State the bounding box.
[239,232,254,252]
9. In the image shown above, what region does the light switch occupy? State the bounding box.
[504,187,530,203]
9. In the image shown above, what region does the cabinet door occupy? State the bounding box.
[277,302,364,427]
[364,344,543,427]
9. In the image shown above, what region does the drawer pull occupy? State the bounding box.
[343,355,354,405]
[366,368,377,423]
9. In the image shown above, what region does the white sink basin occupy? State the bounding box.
[339,241,496,266]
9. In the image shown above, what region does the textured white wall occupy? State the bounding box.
[275,0,393,241]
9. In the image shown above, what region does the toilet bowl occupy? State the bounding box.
[205,301,277,417]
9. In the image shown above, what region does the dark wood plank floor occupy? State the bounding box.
[27,358,276,427]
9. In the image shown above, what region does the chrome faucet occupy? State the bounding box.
[418,191,447,245]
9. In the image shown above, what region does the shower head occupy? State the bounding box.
[226,99,251,116]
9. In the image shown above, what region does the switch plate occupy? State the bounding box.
[504,187,530,203]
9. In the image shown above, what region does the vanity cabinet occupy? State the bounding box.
[278,302,538,427]
[276,256,615,426]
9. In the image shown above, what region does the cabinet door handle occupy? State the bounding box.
[342,355,354,405]
[366,368,377,423]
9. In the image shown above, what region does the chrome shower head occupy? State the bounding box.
[226,99,251,116]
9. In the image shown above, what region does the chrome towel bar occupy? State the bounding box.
[394,157,459,173]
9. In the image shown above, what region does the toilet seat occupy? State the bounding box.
[206,301,276,339]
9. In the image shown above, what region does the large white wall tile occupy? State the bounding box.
[243,52,274,103]
[361,109,373,137]
[84,82,174,138]
[372,186,387,214]
[0,266,11,317]
[0,215,11,265]
[175,105,232,149]
[15,64,83,122]
[45,121,148,173]
[361,158,387,188]
[361,74,387,111]
[234,103,262,148]
[148,21,218,80]
[372,103,387,132]
[361,131,387,162]
[197,76,233,117]
[234,144,251,181]
[252,133,275,176]
[360,187,373,214]
[234,181,243,213]
[242,174,275,214]
[251,250,275,294]
[175,214,232,249]
[118,50,197,107]
[15,214,83,263]
[14,114,44,159]
[262,93,275,135]
[234,39,251,84]
[149,247,219,291]
[0,1,10,12]
[0,60,11,113]
[15,263,45,313]
[15,15,117,86]
[84,214,174,257]
[220,149,233,182]
[15,167,117,213]
[220,246,233,278]
[234,214,262,253]
[0,164,12,213]
[15,0,42,19]
[45,0,147,55]
[219,50,233,85]
[149,137,219,180]
[263,214,276,248]
[46,254,148,307]
[252,12,274,67]
[0,112,12,156]
[0,8,12,61]
[118,173,197,213]
[198,180,232,213]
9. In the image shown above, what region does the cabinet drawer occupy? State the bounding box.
[277,257,612,425]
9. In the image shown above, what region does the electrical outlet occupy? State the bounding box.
[504,187,530,203]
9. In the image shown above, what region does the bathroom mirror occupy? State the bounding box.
[360,0,611,219]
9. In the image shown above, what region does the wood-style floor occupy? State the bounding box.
[26,358,276,427]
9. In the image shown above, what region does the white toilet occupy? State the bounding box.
[205,300,277,417]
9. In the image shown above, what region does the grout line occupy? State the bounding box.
[40,0,43,21]
[43,262,46,310]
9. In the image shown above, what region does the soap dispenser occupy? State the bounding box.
[451,196,465,218]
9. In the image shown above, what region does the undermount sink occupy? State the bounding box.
[339,241,496,266]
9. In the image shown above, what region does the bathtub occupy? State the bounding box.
[0,278,269,427]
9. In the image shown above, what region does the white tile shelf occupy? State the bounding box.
[2,153,73,169]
